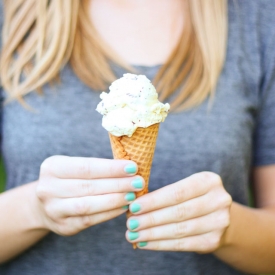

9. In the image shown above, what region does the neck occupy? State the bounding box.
[90,0,185,66]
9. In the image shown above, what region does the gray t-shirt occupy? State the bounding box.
[1,1,275,274]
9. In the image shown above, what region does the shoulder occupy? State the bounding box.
[231,0,275,20]
[227,1,275,94]
[228,0,275,48]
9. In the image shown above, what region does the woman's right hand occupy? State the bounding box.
[36,156,143,236]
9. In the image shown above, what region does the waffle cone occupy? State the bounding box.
[109,123,159,196]
[109,123,159,249]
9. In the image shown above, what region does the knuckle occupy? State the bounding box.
[44,204,51,217]
[44,203,57,221]
[57,224,76,237]
[149,194,158,209]
[149,240,161,251]
[148,212,157,227]
[196,172,221,187]
[223,193,232,206]
[74,200,90,216]
[81,180,96,196]
[59,231,74,237]
[40,159,51,173]
[154,241,161,251]
[40,156,57,174]
[220,210,230,228]
[109,195,117,208]
[211,173,222,185]
[108,164,119,177]
[204,233,221,252]
[36,183,49,201]
[77,160,93,178]
[175,204,187,221]
[173,240,184,251]
[107,194,120,209]
[171,185,185,204]
[103,210,119,225]
[115,178,124,192]
[174,222,187,237]
[216,192,232,208]
[80,215,94,228]
[209,234,221,250]
[147,228,155,240]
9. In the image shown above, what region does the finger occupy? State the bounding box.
[41,156,138,179]
[126,210,229,243]
[129,173,213,214]
[127,192,228,230]
[48,176,144,198]
[48,193,136,218]
[57,207,128,236]
[135,232,221,253]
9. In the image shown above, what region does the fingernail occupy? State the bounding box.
[124,164,137,174]
[128,231,139,241]
[131,178,143,189]
[130,203,141,213]
[125,192,136,202]
[138,242,147,247]
[122,205,129,210]
[129,219,139,230]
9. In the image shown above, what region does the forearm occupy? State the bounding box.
[214,202,275,273]
[0,182,49,264]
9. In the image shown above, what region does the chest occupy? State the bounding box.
[2,63,258,196]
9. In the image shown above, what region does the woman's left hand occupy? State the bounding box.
[126,172,232,252]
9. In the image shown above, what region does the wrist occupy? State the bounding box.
[27,181,50,232]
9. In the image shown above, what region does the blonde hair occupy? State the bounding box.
[0,0,227,111]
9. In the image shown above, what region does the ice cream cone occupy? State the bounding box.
[109,123,159,197]
[109,123,159,249]
[96,74,169,249]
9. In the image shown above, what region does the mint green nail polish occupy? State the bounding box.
[122,205,129,210]
[129,220,139,230]
[125,192,136,202]
[128,231,139,241]
[131,178,143,189]
[130,203,141,213]
[138,242,147,247]
[124,164,137,174]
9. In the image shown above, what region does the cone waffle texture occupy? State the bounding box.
[109,123,159,197]
[109,123,159,249]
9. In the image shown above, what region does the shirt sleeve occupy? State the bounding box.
[252,2,275,166]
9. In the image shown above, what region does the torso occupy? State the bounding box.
[1,1,275,275]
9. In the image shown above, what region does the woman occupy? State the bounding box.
[0,0,274,274]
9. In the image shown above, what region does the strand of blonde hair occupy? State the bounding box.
[0,0,227,111]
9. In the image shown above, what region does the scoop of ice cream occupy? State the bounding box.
[96,73,170,137]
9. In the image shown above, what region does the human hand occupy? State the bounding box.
[36,156,144,236]
[126,172,232,252]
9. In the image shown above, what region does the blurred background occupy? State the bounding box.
[0,159,6,193]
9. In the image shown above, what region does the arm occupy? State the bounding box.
[0,156,143,264]
[125,169,275,274]
[0,182,49,264]
[214,164,275,273]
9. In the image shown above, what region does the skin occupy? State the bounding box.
[0,0,274,273]
[125,168,275,273]
[0,157,143,263]
[90,0,185,66]
[125,172,232,253]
